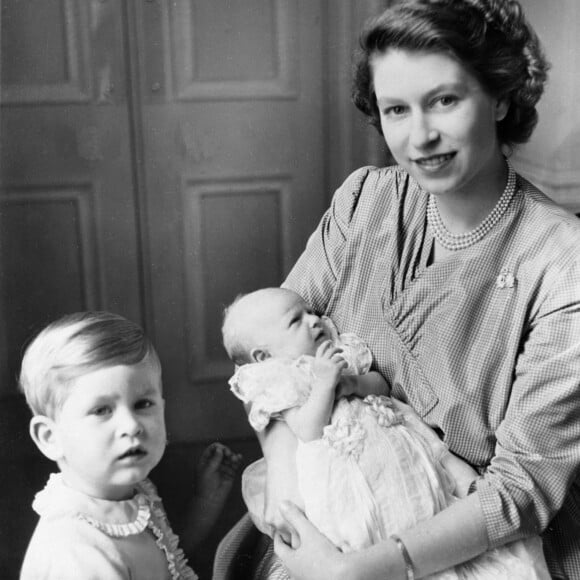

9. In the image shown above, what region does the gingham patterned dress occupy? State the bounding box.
[283,165,580,580]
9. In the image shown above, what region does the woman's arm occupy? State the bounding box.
[474,257,580,548]
[275,493,488,580]
[391,399,478,497]
[283,167,375,312]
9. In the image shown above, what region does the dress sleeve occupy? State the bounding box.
[474,256,580,548]
[229,359,313,431]
[283,166,376,314]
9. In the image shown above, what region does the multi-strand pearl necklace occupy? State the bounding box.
[426,165,517,251]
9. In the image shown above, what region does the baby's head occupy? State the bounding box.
[222,287,330,365]
[20,311,166,500]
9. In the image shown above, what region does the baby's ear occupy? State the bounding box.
[250,348,270,363]
[29,415,63,462]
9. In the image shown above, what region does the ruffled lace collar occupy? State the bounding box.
[32,473,155,537]
[33,474,198,580]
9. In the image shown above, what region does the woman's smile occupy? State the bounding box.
[413,152,457,171]
[373,49,507,199]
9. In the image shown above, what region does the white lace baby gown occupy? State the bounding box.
[230,325,550,580]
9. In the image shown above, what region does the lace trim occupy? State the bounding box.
[76,494,151,537]
[77,480,197,580]
[323,416,367,460]
[139,480,198,580]
[147,517,197,580]
[322,395,403,460]
[364,395,403,427]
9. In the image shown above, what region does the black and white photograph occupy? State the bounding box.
[1,1,579,579]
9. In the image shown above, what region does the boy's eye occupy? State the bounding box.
[92,405,112,417]
[135,398,154,410]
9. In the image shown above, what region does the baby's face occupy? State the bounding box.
[51,357,166,500]
[254,289,330,359]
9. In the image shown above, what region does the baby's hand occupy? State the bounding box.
[312,340,347,388]
[195,442,243,505]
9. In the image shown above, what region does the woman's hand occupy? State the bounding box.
[274,501,349,580]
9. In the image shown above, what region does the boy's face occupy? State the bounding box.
[252,289,330,359]
[44,358,166,500]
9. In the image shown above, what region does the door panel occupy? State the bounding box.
[1,0,387,440]
[0,0,141,390]
[135,0,326,441]
[0,3,387,577]
[0,1,142,576]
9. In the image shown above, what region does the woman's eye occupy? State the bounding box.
[436,95,457,107]
[383,105,406,117]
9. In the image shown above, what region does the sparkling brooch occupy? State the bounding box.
[496,268,515,289]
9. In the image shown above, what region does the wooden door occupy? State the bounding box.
[1,0,387,439]
[0,0,142,390]
[133,0,331,442]
[0,1,142,575]
[0,2,388,576]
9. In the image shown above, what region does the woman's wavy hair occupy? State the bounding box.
[352,0,549,149]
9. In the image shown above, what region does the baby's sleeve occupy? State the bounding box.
[229,359,313,431]
[337,332,373,375]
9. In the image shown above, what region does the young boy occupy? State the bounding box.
[19,311,241,580]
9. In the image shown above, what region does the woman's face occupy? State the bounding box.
[372,49,508,198]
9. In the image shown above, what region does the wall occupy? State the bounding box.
[511,0,580,212]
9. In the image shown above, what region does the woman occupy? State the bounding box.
[257,0,580,579]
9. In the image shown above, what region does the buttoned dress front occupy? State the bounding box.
[283,165,580,579]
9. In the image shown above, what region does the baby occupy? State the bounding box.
[19,311,242,580]
[222,287,550,580]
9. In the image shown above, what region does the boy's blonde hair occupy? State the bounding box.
[19,311,160,418]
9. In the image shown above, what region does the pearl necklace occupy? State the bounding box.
[427,165,516,251]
